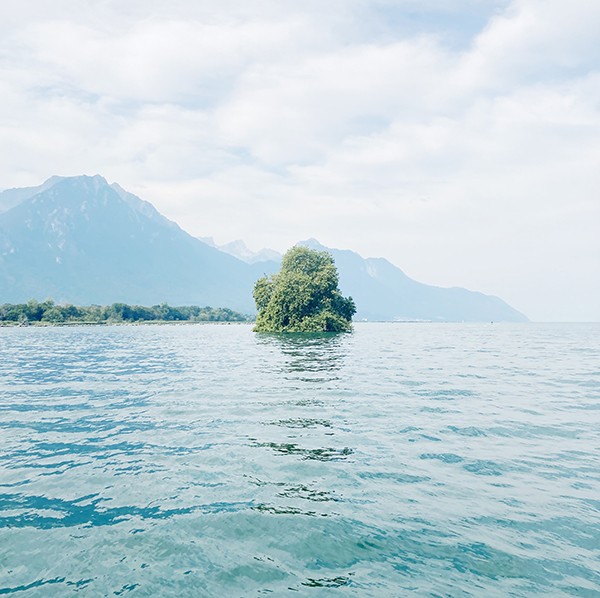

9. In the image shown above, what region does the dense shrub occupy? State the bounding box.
[253,246,355,333]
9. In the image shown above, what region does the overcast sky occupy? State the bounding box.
[1,0,599,321]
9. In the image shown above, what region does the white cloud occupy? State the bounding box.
[0,0,598,320]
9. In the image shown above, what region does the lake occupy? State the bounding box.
[1,323,599,596]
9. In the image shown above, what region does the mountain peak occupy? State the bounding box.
[298,238,326,251]
[198,237,282,264]
[63,174,108,189]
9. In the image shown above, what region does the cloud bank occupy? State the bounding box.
[1,0,598,320]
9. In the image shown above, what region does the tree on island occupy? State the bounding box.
[252,246,356,332]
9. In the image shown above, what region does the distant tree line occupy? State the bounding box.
[0,299,252,325]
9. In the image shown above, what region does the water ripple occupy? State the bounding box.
[1,322,599,596]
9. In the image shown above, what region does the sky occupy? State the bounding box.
[0,0,599,321]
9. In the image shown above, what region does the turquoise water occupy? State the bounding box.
[1,323,599,597]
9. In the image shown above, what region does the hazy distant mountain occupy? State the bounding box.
[0,175,277,312]
[199,237,282,264]
[0,174,527,321]
[299,239,528,322]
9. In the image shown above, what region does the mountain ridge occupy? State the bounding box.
[0,175,65,213]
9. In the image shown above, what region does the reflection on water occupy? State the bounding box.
[266,417,333,428]
[1,323,599,596]
[255,331,347,382]
[253,441,353,461]
[302,575,353,588]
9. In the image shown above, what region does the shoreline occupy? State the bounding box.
[0,320,255,328]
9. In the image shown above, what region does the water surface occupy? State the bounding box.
[1,323,599,596]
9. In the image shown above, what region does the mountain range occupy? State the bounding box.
[0,175,527,321]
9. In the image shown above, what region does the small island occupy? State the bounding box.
[253,246,356,332]
[0,300,251,326]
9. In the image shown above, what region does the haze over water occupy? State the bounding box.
[1,323,599,596]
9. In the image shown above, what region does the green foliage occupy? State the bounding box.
[253,246,356,333]
[0,300,251,325]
